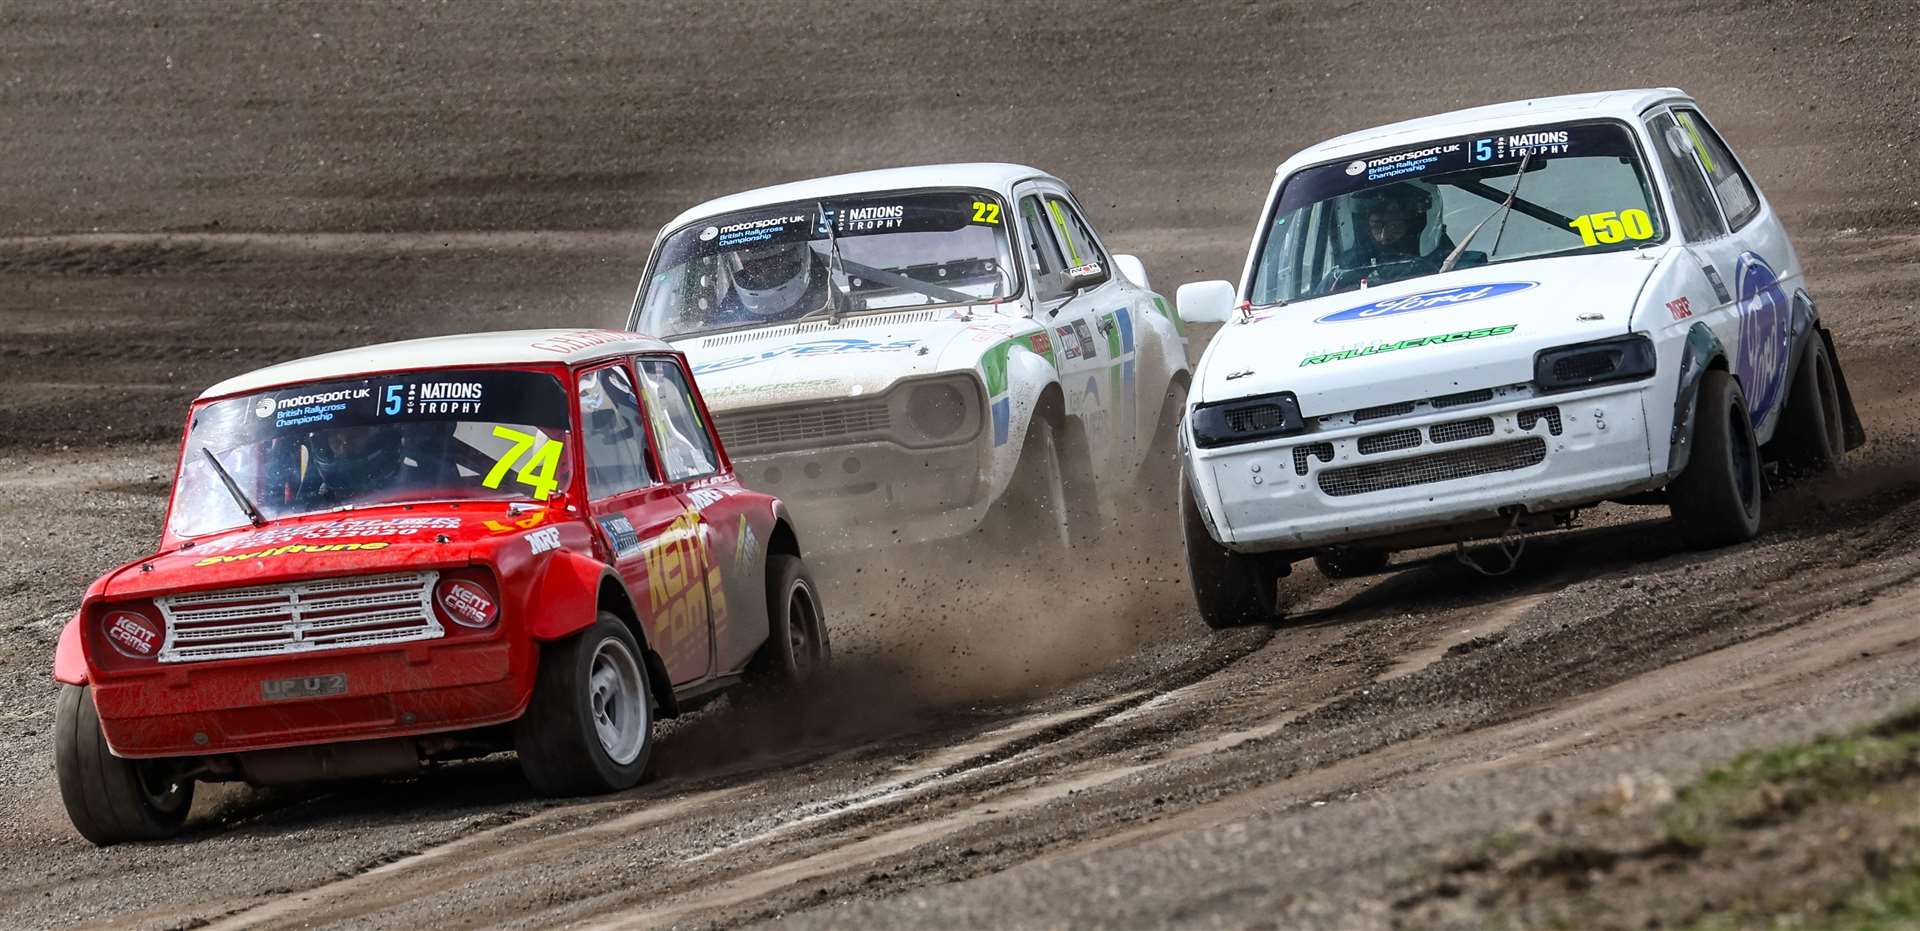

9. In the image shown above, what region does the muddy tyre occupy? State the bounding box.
[995,417,1095,552]
[55,684,194,845]
[746,554,830,692]
[1669,369,1763,549]
[1313,547,1391,579]
[514,613,653,796]
[1182,467,1283,628]
[1134,377,1190,502]
[1771,333,1846,478]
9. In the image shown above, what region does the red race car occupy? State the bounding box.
[53,329,830,844]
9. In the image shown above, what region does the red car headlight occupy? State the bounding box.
[102,608,164,660]
[435,577,499,630]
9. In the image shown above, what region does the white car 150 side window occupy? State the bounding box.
[1673,109,1760,230]
[1647,111,1729,243]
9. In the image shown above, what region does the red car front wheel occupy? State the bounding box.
[55,684,194,846]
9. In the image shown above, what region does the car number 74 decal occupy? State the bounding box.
[483,426,563,500]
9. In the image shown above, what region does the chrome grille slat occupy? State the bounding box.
[155,571,443,663]
[1317,438,1548,497]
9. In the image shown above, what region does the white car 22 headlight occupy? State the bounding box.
[894,374,984,447]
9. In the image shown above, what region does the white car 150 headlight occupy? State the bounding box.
[1533,334,1656,393]
[1189,391,1308,449]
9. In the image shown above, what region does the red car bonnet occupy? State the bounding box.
[96,504,560,603]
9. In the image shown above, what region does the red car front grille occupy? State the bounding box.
[153,572,444,663]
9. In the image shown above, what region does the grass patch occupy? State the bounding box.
[1682,868,1920,930]
[1661,707,1920,848]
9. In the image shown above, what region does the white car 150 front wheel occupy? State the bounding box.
[1181,467,1288,628]
[1669,369,1763,549]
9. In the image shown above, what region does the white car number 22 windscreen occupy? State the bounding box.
[634,190,1019,339]
[1250,121,1667,306]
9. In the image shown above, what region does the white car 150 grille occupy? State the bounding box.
[1317,437,1548,497]
[154,571,444,663]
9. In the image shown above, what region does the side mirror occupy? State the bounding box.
[1176,280,1237,324]
[1064,260,1108,290]
[1111,254,1150,290]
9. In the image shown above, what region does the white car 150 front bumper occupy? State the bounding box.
[1188,380,1661,552]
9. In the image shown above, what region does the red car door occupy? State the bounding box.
[575,360,711,684]
[633,355,766,676]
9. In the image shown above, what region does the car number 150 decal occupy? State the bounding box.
[1568,209,1655,247]
[483,426,563,500]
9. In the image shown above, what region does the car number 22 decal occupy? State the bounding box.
[483,426,563,500]
[970,200,1001,224]
[1568,209,1655,247]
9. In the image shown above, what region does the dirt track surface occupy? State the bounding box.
[3,1,1919,928]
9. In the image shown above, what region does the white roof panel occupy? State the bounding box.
[200,329,672,400]
[662,162,1058,232]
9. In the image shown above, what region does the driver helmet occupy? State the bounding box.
[724,240,816,318]
[1355,182,1443,258]
[311,424,404,497]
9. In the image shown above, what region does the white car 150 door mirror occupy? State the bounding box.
[1176,280,1237,324]
[1111,254,1150,290]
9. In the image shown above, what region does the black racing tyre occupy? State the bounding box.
[514,613,654,796]
[1181,466,1283,629]
[1669,369,1763,549]
[746,554,831,691]
[1771,333,1846,478]
[55,684,193,845]
[1312,547,1391,579]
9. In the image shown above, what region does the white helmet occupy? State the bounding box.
[725,241,815,318]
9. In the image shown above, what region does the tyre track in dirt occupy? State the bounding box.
[113,628,1279,931]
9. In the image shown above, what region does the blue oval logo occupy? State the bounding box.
[1316,281,1538,323]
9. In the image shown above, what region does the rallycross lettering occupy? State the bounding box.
[1300,324,1519,366]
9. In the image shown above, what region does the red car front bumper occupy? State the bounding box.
[90,636,533,758]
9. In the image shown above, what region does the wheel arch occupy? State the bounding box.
[1666,322,1731,478]
[526,549,676,718]
[53,614,88,686]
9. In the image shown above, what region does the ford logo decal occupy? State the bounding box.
[1316,281,1538,323]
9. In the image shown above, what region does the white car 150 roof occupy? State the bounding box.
[1174,88,1862,630]
[628,163,1191,553]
